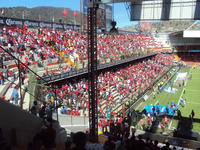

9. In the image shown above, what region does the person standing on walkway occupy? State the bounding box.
[12,87,19,105]
[30,101,38,116]
[20,71,25,85]
[161,123,165,134]
[0,72,4,85]
[147,117,151,130]
[164,117,169,128]
[98,120,102,132]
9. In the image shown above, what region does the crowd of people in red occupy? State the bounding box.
[0,26,160,71]
[0,25,162,91]
[0,26,172,118]
[0,25,182,150]
[41,54,174,118]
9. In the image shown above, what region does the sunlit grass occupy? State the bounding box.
[136,67,200,135]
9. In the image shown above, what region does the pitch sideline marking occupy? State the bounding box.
[168,120,172,129]
[186,102,200,105]
[138,67,179,109]
[178,87,186,105]
[178,68,191,105]
[154,101,158,105]
[170,68,192,130]
[185,89,200,92]
[189,73,200,75]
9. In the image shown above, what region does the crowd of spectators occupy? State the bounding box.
[0,125,187,150]
[0,25,163,102]
[39,54,174,119]
[0,25,173,109]
[0,25,175,121]
[0,118,194,150]
[0,26,160,72]
[0,23,194,150]
[0,25,164,106]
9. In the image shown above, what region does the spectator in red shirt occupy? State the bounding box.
[98,120,102,132]
[161,123,165,133]
[147,117,151,129]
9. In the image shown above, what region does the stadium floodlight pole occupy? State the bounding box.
[54,84,59,121]
[17,58,23,109]
[129,98,130,114]
[13,56,23,109]
[87,0,98,142]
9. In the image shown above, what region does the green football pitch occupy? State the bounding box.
[136,67,200,134]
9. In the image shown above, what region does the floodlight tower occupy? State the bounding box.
[87,0,99,141]
[87,0,153,141]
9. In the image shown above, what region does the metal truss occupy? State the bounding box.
[87,5,98,141]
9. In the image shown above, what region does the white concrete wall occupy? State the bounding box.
[0,99,42,146]
[184,30,200,38]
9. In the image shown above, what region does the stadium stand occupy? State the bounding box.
[0,26,160,71]
[38,54,174,118]
[2,0,200,149]
[1,24,190,150]
[0,25,163,109]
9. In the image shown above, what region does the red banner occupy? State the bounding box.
[63,9,67,24]
[74,11,77,25]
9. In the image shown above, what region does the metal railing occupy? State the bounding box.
[41,52,158,84]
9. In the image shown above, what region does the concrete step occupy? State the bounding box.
[0,83,9,97]
[22,91,30,111]
[0,99,42,146]
[110,88,115,93]
[112,91,119,98]
[23,78,29,85]
[5,88,14,101]
[101,103,108,111]
[113,96,120,101]
[100,99,107,107]
[101,100,114,111]
[0,83,8,92]
[110,86,116,90]
[123,98,129,103]
[112,104,123,114]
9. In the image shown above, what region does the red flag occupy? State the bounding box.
[1,9,4,17]
[63,9,67,24]
[74,11,77,25]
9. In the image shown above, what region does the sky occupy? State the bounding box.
[0,0,138,28]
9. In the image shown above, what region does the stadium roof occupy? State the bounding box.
[170,30,184,37]
[99,0,152,4]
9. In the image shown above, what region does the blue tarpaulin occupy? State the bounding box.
[144,105,177,116]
